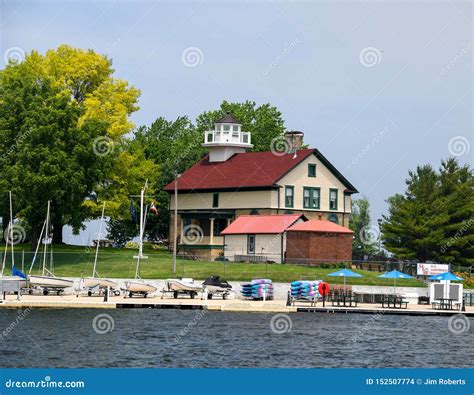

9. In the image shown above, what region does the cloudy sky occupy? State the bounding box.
[1,0,472,244]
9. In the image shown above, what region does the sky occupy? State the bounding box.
[1,0,472,245]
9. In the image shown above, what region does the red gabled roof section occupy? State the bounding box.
[221,214,302,235]
[287,220,354,234]
[164,149,316,191]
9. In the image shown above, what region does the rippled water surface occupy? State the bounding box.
[0,309,472,368]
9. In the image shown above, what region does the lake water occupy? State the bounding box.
[0,309,472,368]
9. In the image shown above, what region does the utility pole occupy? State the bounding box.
[172,174,181,274]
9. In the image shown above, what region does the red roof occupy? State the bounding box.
[221,214,302,235]
[164,149,316,191]
[287,220,354,234]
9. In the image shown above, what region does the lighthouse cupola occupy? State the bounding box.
[202,113,253,162]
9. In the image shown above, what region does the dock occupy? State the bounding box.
[0,294,473,316]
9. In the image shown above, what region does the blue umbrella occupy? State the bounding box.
[378,270,413,294]
[429,272,463,281]
[327,269,363,289]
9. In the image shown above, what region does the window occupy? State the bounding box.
[232,125,239,132]
[308,164,316,177]
[329,189,338,210]
[328,213,339,224]
[215,125,221,131]
[247,234,256,254]
[223,124,230,131]
[285,186,294,208]
[212,193,219,208]
[303,187,320,209]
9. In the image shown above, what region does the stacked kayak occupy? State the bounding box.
[290,280,321,299]
[241,279,274,300]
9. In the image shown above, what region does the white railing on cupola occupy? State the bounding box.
[204,130,251,145]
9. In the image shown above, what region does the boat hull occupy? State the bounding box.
[124,281,157,294]
[83,277,118,289]
[28,275,73,289]
[166,279,203,292]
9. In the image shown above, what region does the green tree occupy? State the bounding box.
[0,45,140,249]
[350,198,378,260]
[381,159,473,266]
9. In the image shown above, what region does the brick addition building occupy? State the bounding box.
[286,219,353,264]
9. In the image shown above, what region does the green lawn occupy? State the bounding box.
[1,243,429,287]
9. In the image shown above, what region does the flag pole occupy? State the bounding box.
[172,174,181,274]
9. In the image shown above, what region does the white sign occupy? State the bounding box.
[417,263,449,276]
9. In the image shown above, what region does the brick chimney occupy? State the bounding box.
[284,131,304,153]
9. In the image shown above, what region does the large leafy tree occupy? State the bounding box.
[381,158,473,266]
[0,45,140,249]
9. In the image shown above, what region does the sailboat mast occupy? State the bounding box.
[9,191,14,268]
[42,201,50,276]
[135,185,144,279]
[92,202,106,278]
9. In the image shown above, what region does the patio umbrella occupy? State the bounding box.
[429,271,463,299]
[378,270,413,295]
[428,272,463,281]
[327,268,363,290]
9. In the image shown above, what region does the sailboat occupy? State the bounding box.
[28,201,73,295]
[124,181,157,297]
[82,202,118,294]
[1,191,28,288]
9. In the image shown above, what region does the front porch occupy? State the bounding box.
[176,210,234,260]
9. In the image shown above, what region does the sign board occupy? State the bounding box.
[417,263,449,276]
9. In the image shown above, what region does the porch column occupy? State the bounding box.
[180,216,184,239]
[210,218,215,245]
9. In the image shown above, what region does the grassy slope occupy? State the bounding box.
[3,243,427,287]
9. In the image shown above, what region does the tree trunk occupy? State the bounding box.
[2,210,10,235]
[52,217,63,245]
[31,222,43,252]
